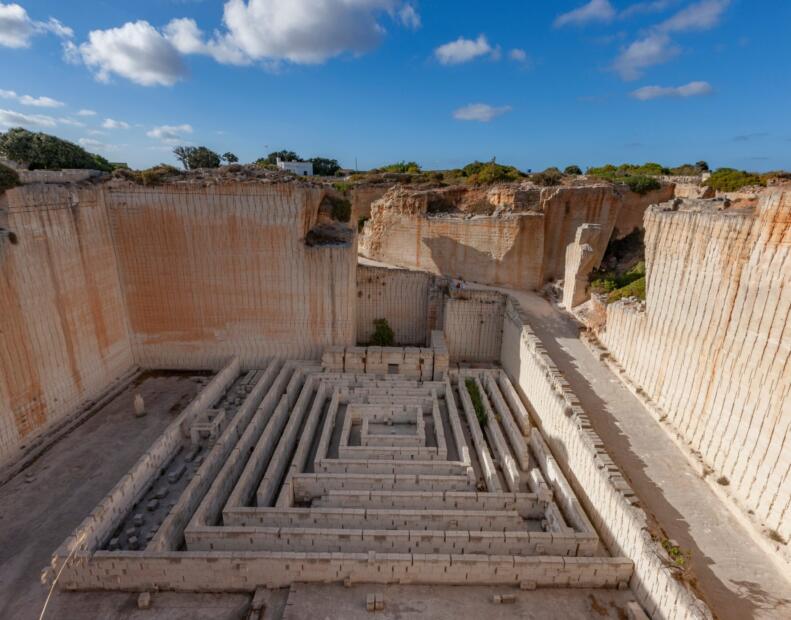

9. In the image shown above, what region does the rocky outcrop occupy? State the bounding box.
[597,192,791,552]
[360,181,674,290]
[562,224,603,309]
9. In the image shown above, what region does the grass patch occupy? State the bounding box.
[661,539,690,568]
[465,378,487,426]
[607,276,646,303]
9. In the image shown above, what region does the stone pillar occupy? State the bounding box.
[562,223,603,310]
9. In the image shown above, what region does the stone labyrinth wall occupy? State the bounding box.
[54,338,632,591]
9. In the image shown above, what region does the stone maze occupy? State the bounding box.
[55,334,633,592]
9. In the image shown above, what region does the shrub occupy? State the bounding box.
[140,164,181,186]
[625,175,661,195]
[607,275,646,303]
[173,146,221,170]
[328,195,351,222]
[379,161,421,174]
[222,152,239,164]
[0,162,20,192]
[371,318,395,346]
[0,127,112,171]
[465,378,487,426]
[587,162,669,181]
[464,161,523,185]
[564,165,582,175]
[260,150,300,165]
[311,157,341,176]
[705,168,765,192]
[532,167,563,187]
[592,261,645,296]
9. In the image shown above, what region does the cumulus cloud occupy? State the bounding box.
[435,35,498,65]
[631,80,712,100]
[102,118,130,129]
[57,117,85,127]
[613,1,730,80]
[147,124,194,145]
[78,21,188,86]
[619,1,679,20]
[555,0,616,28]
[453,103,512,123]
[78,137,122,153]
[77,109,97,116]
[0,90,66,108]
[164,17,249,65]
[613,32,680,80]
[0,108,57,127]
[0,3,72,48]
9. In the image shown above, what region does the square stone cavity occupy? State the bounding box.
[360,405,425,447]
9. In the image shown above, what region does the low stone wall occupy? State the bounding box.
[501,297,711,620]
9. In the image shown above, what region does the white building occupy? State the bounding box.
[276,158,313,177]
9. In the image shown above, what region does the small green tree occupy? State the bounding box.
[261,150,300,165]
[173,146,221,170]
[311,157,341,176]
[564,165,582,175]
[371,319,395,346]
[222,152,239,164]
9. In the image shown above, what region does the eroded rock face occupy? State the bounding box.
[359,181,674,290]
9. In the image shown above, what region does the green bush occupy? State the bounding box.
[587,162,669,181]
[625,175,661,195]
[328,196,351,223]
[311,157,341,176]
[0,127,112,172]
[591,261,645,295]
[260,150,300,165]
[0,162,20,192]
[371,318,395,346]
[465,378,487,426]
[564,165,582,175]
[532,167,563,186]
[464,161,523,185]
[607,276,646,303]
[705,168,765,192]
[379,161,421,174]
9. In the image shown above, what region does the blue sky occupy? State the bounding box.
[0,1,788,171]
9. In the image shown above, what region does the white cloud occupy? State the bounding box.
[219,0,403,65]
[147,123,194,145]
[435,35,498,65]
[555,0,616,28]
[509,48,527,62]
[613,0,729,80]
[0,89,65,108]
[78,21,188,86]
[78,137,121,153]
[0,3,72,48]
[631,80,713,100]
[619,1,678,20]
[0,108,57,128]
[659,0,730,33]
[164,17,249,65]
[77,109,97,116]
[102,118,131,129]
[453,103,512,123]
[613,32,680,80]
[398,4,421,30]
[57,117,85,127]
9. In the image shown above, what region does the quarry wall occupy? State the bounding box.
[360,183,673,290]
[106,183,357,369]
[598,193,791,545]
[444,289,505,363]
[501,297,711,620]
[0,185,133,466]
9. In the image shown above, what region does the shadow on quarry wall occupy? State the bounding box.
[514,304,764,620]
[423,234,541,291]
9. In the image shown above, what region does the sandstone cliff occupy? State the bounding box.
[598,192,791,549]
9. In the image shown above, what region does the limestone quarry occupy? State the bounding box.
[0,168,789,620]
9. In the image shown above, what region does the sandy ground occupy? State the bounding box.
[0,372,206,620]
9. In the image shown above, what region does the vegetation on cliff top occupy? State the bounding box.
[705,168,765,192]
[0,127,113,172]
[462,160,524,185]
[0,162,21,193]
